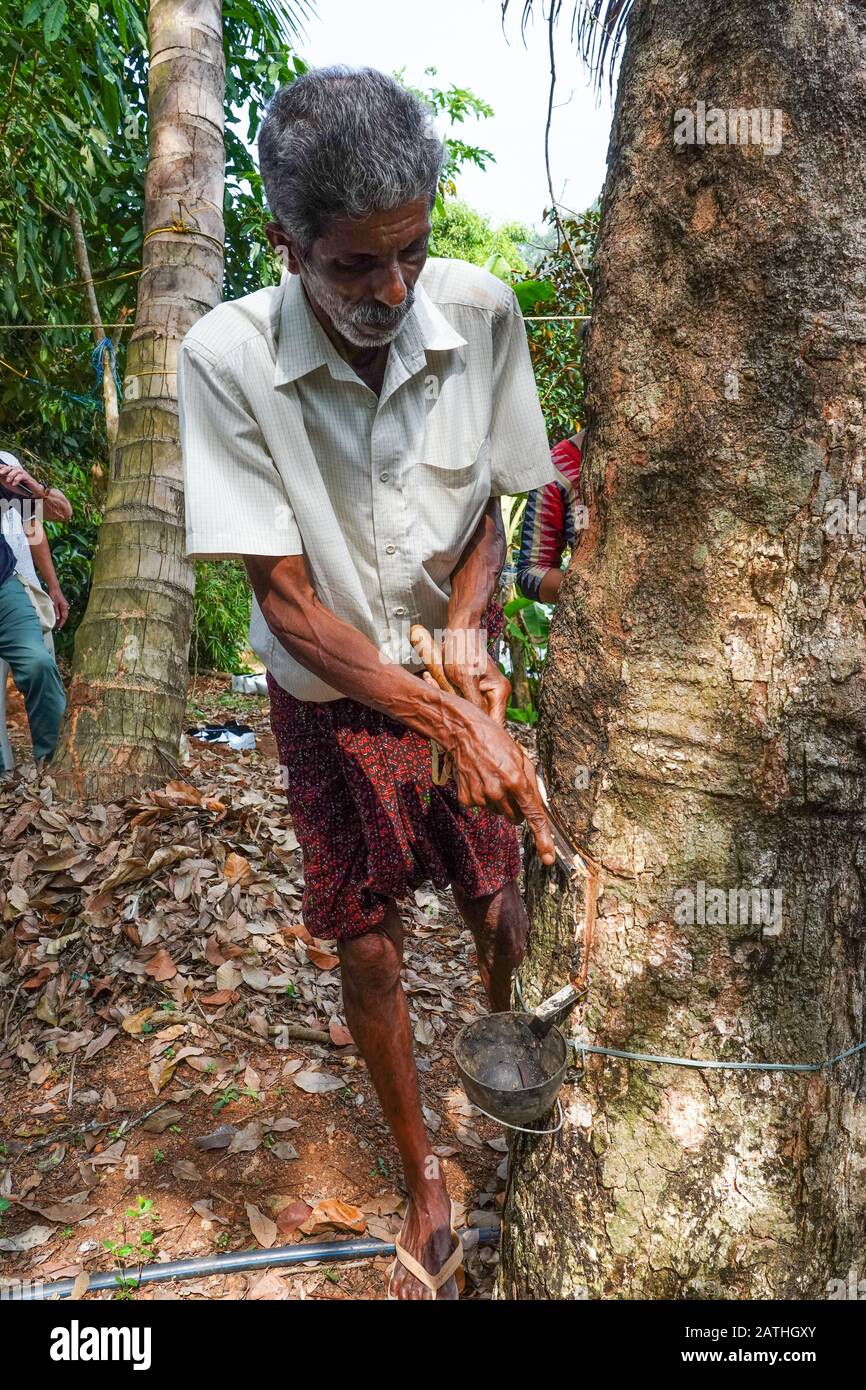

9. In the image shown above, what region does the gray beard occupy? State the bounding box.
[302,269,415,348]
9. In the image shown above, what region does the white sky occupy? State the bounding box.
[290,0,615,231]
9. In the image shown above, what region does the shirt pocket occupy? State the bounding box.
[417,436,491,584]
[421,434,490,488]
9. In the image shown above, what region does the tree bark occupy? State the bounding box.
[500,0,866,1299]
[53,0,225,799]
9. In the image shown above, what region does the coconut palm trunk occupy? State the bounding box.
[52,0,225,799]
[500,0,866,1299]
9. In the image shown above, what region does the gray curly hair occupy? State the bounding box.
[257,66,446,254]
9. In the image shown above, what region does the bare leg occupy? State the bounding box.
[338,902,458,1299]
[452,878,528,1012]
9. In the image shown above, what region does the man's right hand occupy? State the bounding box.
[447,702,555,866]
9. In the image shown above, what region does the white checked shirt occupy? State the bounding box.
[177,257,555,700]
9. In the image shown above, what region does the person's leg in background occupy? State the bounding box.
[0,577,65,762]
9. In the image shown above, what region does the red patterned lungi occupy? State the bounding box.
[267,601,520,940]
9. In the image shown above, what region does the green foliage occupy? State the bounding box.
[0,0,311,415]
[45,516,100,661]
[192,561,253,674]
[513,278,556,313]
[0,22,497,671]
[395,66,495,209]
[494,206,599,722]
[503,594,550,721]
[431,200,530,273]
[0,0,310,655]
[517,205,599,439]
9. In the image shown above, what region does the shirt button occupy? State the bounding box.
[393,606,406,617]
[379,472,389,482]
[386,544,396,555]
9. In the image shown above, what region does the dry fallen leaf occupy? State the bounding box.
[148,1056,177,1094]
[224,852,253,886]
[239,965,270,991]
[193,1125,238,1151]
[271,1142,299,1161]
[99,858,149,892]
[300,1199,366,1237]
[86,1140,126,1168]
[307,945,340,971]
[83,1028,118,1060]
[248,1271,289,1300]
[200,989,237,1006]
[141,1107,182,1134]
[227,1121,263,1154]
[21,1197,100,1223]
[56,1031,94,1055]
[362,1194,404,1217]
[192,1199,229,1224]
[215,962,242,992]
[292,1070,344,1095]
[205,937,227,967]
[0,1224,55,1252]
[328,1018,354,1047]
[122,1007,155,1036]
[273,1198,312,1236]
[246,1201,277,1248]
[413,1017,434,1046]
[145,949,177,982]
[171,1160,202,1182]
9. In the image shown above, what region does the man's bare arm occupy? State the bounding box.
[439,496,512,721]
[447,496,505,631]
[538,567,564,603]
[244,553,554,863]
[0,460,72,521]
[25,526,69,628]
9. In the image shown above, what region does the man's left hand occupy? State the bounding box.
[477,656,510,726]
[0,457,40,497]
[441,629,511,726]
[49,585,69,629]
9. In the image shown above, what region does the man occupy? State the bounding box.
[516,428,586,602]
[177,65,556,1300]
[0,453,71,765]
[0,452,71,626]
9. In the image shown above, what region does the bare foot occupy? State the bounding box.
[388,1190,461,1301]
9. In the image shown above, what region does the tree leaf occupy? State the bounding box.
[328,1018,353,1047]
[292,1070,343,1095]
[300,1199,366,1236]
[144,949,177,982]
[271,1142,299,1161]
[0,1224,55,1252]
[246,1202,277,1249]
[307,945,340,971]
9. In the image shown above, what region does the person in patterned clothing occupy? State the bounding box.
[516,430,586,603]
[178,66,555,1300]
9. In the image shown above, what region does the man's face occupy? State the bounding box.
[266,198,431,348]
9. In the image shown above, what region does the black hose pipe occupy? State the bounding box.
[10,1227,501,1299]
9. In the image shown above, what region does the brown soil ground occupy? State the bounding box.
[0,669,516,1301]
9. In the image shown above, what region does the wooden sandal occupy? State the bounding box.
[387,1207,464,1300]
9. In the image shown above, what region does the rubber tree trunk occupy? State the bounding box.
[53,0,225,799]
[500,0,866,1299]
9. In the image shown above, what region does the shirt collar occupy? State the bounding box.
[273,266,466,389]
